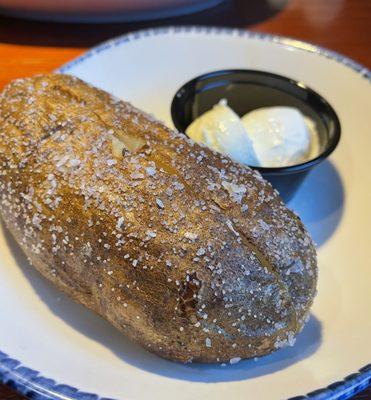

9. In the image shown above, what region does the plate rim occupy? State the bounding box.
[1,347,370,400]
[57,25,371,81]
[2,25,370,400]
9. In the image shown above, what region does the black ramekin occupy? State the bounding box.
[171,69,341,202]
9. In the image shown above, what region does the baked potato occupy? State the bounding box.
[0,74,317,363]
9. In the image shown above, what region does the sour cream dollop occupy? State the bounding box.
[185,100,258,166]
[186,100,319,168]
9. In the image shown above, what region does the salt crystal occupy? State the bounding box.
[226,220,239,236]
[69,158,80,167]
[230,357,241,365]
[173,181,185,191]
[222,181,246,204]
[287,331,296,346]
[116,217,125,230]
[145,167,156,176]
[131,171,144,180]
[81,242,92,257]
[241,204,248,213]
[32,215,41,228]
[156,198,164,209]
[258,219,270,231]
[56,155,69,168]
[184,232,198,240]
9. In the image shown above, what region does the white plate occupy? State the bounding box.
[1,27,371,400]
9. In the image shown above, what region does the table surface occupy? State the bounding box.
[0,0,370,399]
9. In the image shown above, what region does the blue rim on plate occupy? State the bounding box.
[1,26,370,400]
[0,348,370,400]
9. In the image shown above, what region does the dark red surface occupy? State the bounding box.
[0,0,370,398]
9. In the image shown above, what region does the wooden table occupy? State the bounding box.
[0,0,370,398]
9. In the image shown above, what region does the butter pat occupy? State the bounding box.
[242,107,313,167]
[186,100,319,168]
[186,100,258,165]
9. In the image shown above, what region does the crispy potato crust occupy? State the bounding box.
[0,74,317,363]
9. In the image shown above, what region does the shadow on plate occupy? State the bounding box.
[0,0,288,47]
[3,223,321,383]
[288,160,345,247]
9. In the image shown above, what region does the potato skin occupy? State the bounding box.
[0,74,317,363]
